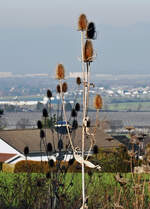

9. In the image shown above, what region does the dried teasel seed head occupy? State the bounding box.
[75,103,80,112]
[47,89,52,98]
[93,145,99,154]
[56,64,65,80]
[71,108,77,117]
[46,172,51,179]
[47,142,53,152]
[62,82,68,93]
[86,22,96,39]
[43,108,48,117]
[76,77,81,85]
[56,84,61,93]
[48,159,54,167]
[24,146,29,156]
[37,120,42,129]
[93,94,103,110]
[68,158,75,166]
[78,14,88,31]
[83,40,93,63]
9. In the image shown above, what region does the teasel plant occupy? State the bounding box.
[78,13,102,209]
[34,14,102,209]
[36,89,77,208]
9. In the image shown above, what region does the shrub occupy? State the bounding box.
[91,146,131,172]
[14,160,93,173]
[2,163,15,173]
[14,160,50,173]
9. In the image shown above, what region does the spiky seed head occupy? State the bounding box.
[93,94,103,110]
[86,22,96,39]
[68,158,75,166]
[24,146,29,156]
[76,77,81,85]
[47,142,53,152]
[40,129,45,138]
[56,84,61,93]
[56,64,65,80]
[47,89,52,98]
[46,172,51,179]
[83,40,93,62]
[62,82,68,93]
[75,103,80,111]
[71,108,77,117]
[48,159,54,167]
[78,14,88,31]
[93,145,99,154]
[43,108,48,117]
[37,120,42,129]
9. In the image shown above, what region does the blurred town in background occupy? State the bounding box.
[1,72,150,133]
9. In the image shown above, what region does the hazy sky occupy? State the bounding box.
[1,0,150,27]
[0,0,150,75]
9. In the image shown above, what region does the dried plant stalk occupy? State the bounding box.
[56,64,65,80]
[78,14,88,31]
[93,94,103,110]
[83,40,93,62]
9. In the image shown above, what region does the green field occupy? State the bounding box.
[107,102,150,111]
[0,172,150,209]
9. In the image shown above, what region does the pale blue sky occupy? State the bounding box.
[0,0,150,27]
[0,0,150,74]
